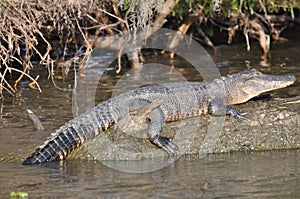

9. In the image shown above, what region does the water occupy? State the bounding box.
[1,26,300,198]
[0,151,299,198]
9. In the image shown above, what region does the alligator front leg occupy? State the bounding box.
[148,107,178,156]
[224,106,249,120]
[209,99,249,120]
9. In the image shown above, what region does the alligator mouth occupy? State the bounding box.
[243,74,296,95]
[260,74,296,88]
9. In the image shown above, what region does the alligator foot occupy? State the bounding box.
[226,106,250,121]
[210,103,250,121]
[151,136,179,157]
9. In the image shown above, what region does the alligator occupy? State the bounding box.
[22,69,296,165]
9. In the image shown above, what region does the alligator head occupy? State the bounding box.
[225,68,296,105]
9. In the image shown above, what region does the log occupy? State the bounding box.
[70,99,300,161]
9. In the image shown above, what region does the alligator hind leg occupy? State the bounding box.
[148,107,178,157]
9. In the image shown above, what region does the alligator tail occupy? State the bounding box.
[22,101,118,165]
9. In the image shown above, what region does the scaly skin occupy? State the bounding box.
[22,69,296,165]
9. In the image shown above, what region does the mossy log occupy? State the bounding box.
[70,99,300,161]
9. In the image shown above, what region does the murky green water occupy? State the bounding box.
[1,26,300,198]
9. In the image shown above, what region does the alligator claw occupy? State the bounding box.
[228,108,250,121]
[151,136,179,157]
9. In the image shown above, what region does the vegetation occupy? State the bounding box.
[0,0,299,99]
[170,0,300,63]
[10,191,28,198]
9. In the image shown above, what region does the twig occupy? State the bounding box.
[74,12,92,55]
[117,41,126,74]
[9,67,42,92]
[14,66,28,91]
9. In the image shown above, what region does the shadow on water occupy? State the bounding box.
[0,26,300,198]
